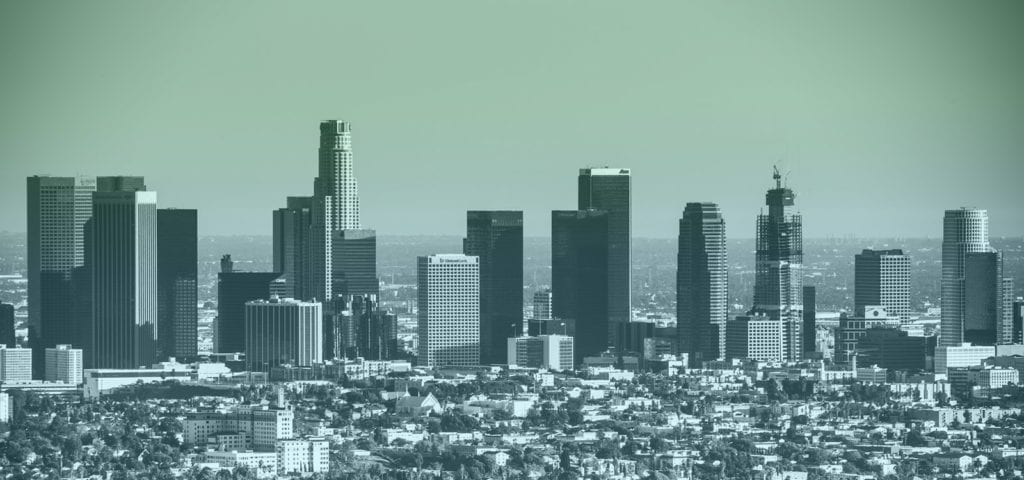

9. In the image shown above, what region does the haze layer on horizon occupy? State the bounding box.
[1,1,1022,238]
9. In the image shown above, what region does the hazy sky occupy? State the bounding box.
[1,1,1022,238]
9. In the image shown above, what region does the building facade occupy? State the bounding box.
[331,229,379,297]
[44,344,83,384]
[941,208,993,346]
[0,345,32,382]
[855,249,910,320]
[751,168,804,361]
[216,255,285,353]
[157,208,198,360]
[244,298,323,371]
[87,181,158,369]
[726,314,783,361]
[552,209,609,362]
[464,211,524,365]
[417,254,480,368]
[577,168,631,353]
[26,176,96,376]
[834,306,901,364]
[507,335,574,371]
[676,202,728,366]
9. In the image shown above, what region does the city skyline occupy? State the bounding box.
[2,2,1023,239]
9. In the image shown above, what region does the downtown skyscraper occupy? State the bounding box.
[157,208,198,361]
[26,176,96,376]
[750,168,804,361]
[676,202,728,366]
[940,208,1014,346]
[463,211,523,365]
[577,168,631,352]
[86,177,158,369]
[552,209,609,362]
[855,249,911,320]
[417,254,480,368]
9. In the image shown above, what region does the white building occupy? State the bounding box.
[45,344,83,384]
[417,254,480,367]
[507,335,574,371]
[0,345,32,382]
[726,315,783,361]
[0,392,9,423]
[185,406,294,451]
[244,297,322,372]
[203,450,277,478]
[935,344,996,374]
[276,438,329,475]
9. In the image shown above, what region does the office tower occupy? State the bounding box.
[335,294,397,360]
[725,314,782,361]
[316,120,360,230]
[855,249,911,320]
[751,167,804,361]
[45,344,83,384]
[961,252,1014,345]
[533,289,552,320]
[1014,298,1024,344]
[834,306,901,363]
[676,202,728,366]
[464,211,524,365]
[272,197,314,299]
[803,286,816,356]
[87,179,158,369]
[551,210,609,362]
[578,168,631,351]
[244,297,323,372]
[216,255,286,353]
[417,254,480,368]
[941,208,993,346]
[332,229,379,297]
[507,335,574,371]
[0,345,32,382]
[0,303,14,348]
[157,209,198,361]
[26,175,96,376]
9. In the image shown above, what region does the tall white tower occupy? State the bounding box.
[316,120,360,230]
[417,255,480,367]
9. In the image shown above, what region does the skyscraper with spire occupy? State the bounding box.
[751,167,804,361]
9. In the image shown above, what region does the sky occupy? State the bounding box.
[1,1,1022,239]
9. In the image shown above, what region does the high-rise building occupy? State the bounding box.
[552,209,609,362]
[960,252,1015,345]
[316,120,360,230]
[272,197,314,300]
[417,254,480,368]
[157,209,198,361]
[26,175,96,376]
[245,297,323,372]
[803,286,816,356]
[0,303,14,348]
[857,328,932,372]
[941,208,992,346]
[334,294,397,361]
[577,168,631,352]
[1014,298,1024,344]
[216,255,286,354]
[0,345,32,382]
[44,344,83,384]
[507,335,574,371]
[725,314,782,361]
[332,229,379,297]
[532,289,552,320]
[464,211,523,365]
[751,167,803,361]
[855,249,910,320]
[676,202,728,366]
[87,179,158,369]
